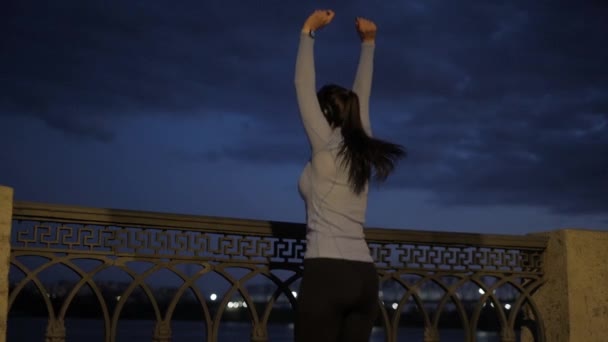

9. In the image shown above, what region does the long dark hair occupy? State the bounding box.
[317,84,406,194]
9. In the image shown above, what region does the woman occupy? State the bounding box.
[294,9,406,342]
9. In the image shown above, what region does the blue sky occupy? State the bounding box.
[1,0,607,234]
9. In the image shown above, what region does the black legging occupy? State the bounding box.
[295,258,379,342]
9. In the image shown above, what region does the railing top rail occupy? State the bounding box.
[12,201,548,249]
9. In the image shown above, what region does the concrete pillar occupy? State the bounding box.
[0,185,14,342]
[523,229,608,342]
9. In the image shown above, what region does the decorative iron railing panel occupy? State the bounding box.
[7,201,547,342]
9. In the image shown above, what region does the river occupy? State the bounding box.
[8,317,503,341]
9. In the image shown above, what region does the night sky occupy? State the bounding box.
[1,1,607,235]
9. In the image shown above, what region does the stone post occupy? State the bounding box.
[522,229,608,342]
[0,186,14,342]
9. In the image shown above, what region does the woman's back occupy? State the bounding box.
[298,130,372,262]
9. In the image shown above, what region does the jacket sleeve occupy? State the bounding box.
[352,41,375,136]
[294,33,332,152]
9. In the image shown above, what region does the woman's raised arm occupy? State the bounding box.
[352,17,377,136]
[294,10,335,152]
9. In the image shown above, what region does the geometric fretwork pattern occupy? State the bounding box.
[9,218,546,342]
[14,222,304,264]
[12,222,543,274]
[370,244,543,274]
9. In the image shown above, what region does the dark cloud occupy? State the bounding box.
[371,1,608,216]
[1,0,317,140]
[170,141,309,165]
[2,0,607,216]
[384,87,607,216]
[168,121,310,165]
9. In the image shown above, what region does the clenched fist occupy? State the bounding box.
[355,17,377,43]
[302,9,335,33]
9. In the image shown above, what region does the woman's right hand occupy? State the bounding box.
[302,9,335,33]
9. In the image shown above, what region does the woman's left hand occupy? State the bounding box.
[355,17,377,42]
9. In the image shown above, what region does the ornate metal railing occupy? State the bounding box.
[7,201,547,342]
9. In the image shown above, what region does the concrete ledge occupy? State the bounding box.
[524,229,608,342]
[0,186,14,342]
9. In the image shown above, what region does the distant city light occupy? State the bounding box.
[392,303,398,310]
[478,288,485,295]
[227,301,247,309]
[210,293,217,301]
[505,304,511,310]
[115,296,121,302]
[291,291,298,298]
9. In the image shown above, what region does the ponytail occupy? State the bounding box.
[317,84,406,195]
